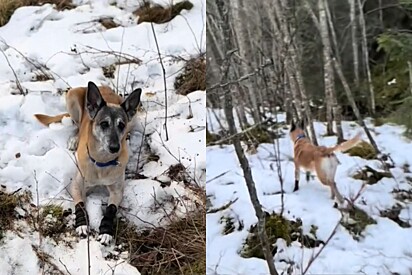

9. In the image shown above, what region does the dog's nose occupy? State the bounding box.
[109,144,120,153]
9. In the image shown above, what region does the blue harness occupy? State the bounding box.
[295,133,306,143]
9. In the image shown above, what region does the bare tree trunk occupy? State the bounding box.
[378,0,383,29]
[319,0,343,140]
[323,0,344,142]
[332,57,380,153]
[234,0,263,124]
[408,61,412,96]
[273,0,318,145]
[349,0,360,88]
[216,0,278,274]
[357,0,375,115]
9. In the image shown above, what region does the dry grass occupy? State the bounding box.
[0,189,31,239]
[0,0,75,26]
[115,188,205,275]
[98,17,119,29]
[174,55,206,96]
[134,0,193,24]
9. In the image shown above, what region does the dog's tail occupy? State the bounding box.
[327,132,362,154]
[34,113,70,126]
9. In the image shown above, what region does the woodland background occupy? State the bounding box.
[207,0,412,146]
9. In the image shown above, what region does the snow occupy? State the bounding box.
[0,0,205,274]
[207,112,412,275]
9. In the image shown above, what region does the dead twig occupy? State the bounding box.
[150,22,169,141]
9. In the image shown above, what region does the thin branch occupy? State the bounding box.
[150,22,169,141]
[0,47,24,95]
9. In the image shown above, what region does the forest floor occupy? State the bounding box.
[207,109,412,274]
[0,0,205,274]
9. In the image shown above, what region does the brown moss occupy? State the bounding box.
[345,140,377,160]
[174,56,206,96]
[0,190,31,239]
[380,204,410,228]
[98,17,119,29]
[102,64,116,79]
[352,166,392,185]
[206,129,221,145]
[115,205,205,275]
[134,1,193,24]
[0,0,75,27]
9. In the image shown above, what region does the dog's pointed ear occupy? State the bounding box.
[86,82,106,119]
[290,121,296,132]
[121,88,142,120]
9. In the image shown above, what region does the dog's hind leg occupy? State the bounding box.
[97,182,124,245]
[329,181,344,204]
[70,172,88,237]
[293,162,300,192]
[306,171,311,182]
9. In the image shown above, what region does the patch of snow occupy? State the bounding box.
[207,118,412,274]
[0,0,205,273]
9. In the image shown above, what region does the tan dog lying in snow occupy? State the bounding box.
[34,81,142,245]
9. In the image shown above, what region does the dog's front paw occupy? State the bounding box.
[97,233,113,245]
[68,136,79,151]
[75,202,88,237]
[98,204,117,244]
[76,225,88,237]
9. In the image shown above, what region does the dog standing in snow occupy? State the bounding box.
[290,120,361,204]
[35,81,141,245]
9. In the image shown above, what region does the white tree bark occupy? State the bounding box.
[319,0,334,136]
[349,0,360,88]
[357,0,376,115]
[273,0,318,145]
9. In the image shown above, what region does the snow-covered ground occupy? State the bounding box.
[0,0,205,274]
[207,109,412,275]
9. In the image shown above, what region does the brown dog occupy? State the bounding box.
[290,121,361,203]
[35,82,141,245]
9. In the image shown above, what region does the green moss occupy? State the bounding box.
[352,166,392,185]
[345,141,377,160]
[39,204,66,239]
[181,257,206,274]
[341,207,376,240]
[206,129,221,145]
[241,212,322,259]
[373,117,386,127]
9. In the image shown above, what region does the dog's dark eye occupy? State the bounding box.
[100,121,109,129]
[118,122,125,131]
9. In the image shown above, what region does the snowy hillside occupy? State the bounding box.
[0,0,205,274]
[207,111,412,274]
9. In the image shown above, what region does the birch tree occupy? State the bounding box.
[357,0,376,115]
[349,0,360,88]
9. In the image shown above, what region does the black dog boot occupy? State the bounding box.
[97,204,117,245]
[74,202,89,237]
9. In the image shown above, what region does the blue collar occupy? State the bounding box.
[295,133,306,143]
[87,146,119,168]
